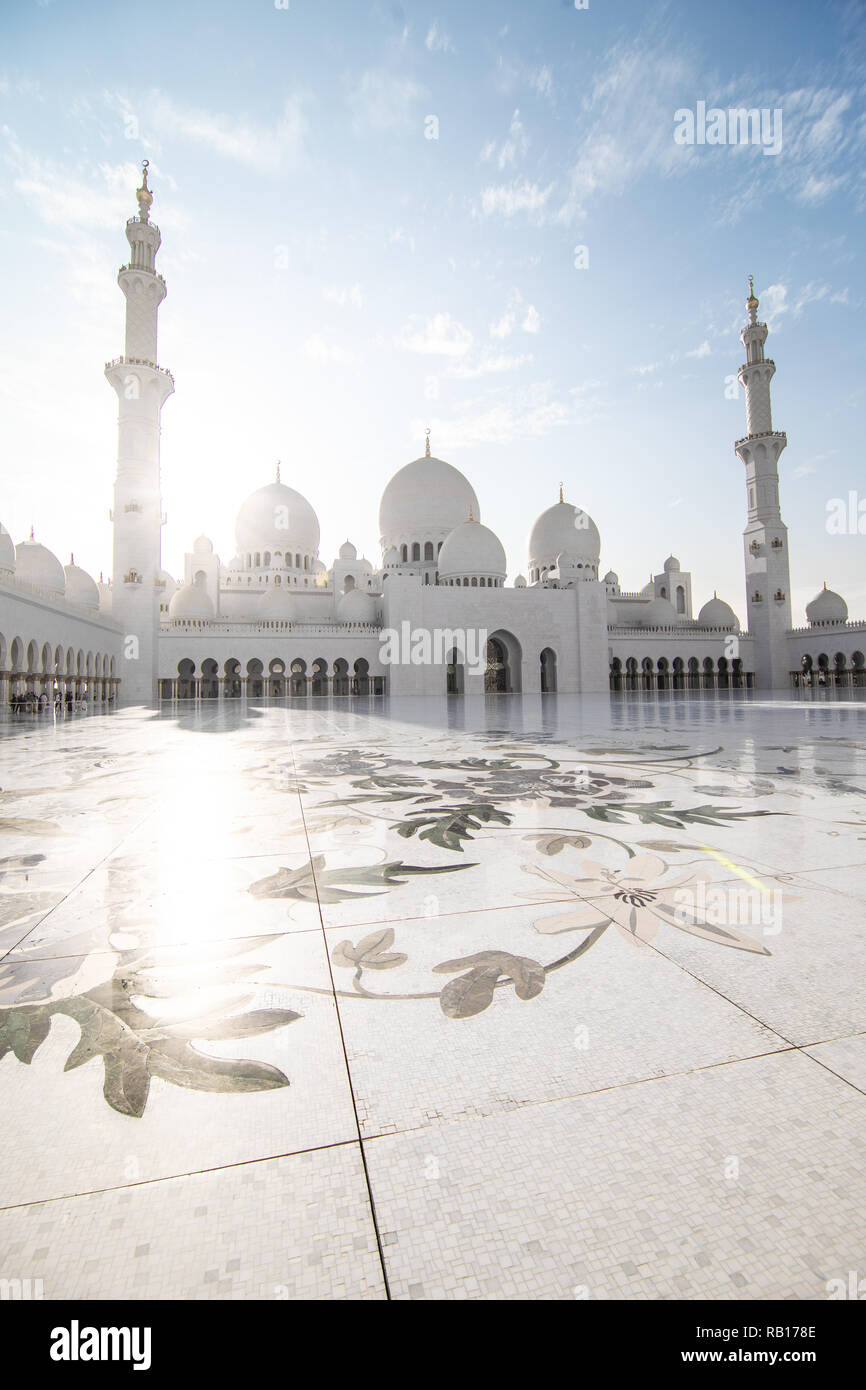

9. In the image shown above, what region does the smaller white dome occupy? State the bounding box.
[157,568,178,592]
[64,558,99,611]
[529,500,600,568]
[805,585,847,626]
[383,546,400,568]
[642,596,678,627]
[438,518,506,580]
[664,555,680,572]
[169,574,214,621]
[338,586,376,622]
[193,534,213,555]
[339,539,357,560]
[514,574,527,588]
[0,522,15,572]
[15,537,66,596]
[604,570,619,586]
[698,595,739,630]
[259,584,293,617]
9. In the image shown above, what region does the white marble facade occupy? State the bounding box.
[1,173,864,710]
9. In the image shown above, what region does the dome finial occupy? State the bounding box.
[70,552,75,566]
[136,159,153,223]
[425,427,431,458]
[468,501,475,522]
[275,459,281,484]
[29,525,34,541]
[559,481,564,504]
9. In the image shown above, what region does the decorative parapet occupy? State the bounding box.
[608,625,745,637]
[160,619,382,635]
[734,429,787,451]
[104,355,175,387]
[788,620,866,635]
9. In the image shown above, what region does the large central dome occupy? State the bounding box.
[235,477,320,556]
[379,454,480,549]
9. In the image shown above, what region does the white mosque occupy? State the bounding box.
[1,165,864,708]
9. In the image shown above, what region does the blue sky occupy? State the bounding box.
[1,0,864,620]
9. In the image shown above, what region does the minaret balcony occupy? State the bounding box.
[119,265,166,285]
[734,429,787,451]
[105,356,175,388]
[737,359,775,375]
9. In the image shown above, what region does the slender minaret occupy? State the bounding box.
[106,162,174,705]
[735,277,792,690]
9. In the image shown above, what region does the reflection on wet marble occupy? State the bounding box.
[0,692,864,1300]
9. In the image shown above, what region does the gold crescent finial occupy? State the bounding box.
[559,481,564,503]
[136,159,153,222]
[425,428,431,458]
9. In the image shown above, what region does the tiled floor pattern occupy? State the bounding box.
[0,693,864,1299]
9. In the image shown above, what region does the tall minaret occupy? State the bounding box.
[735,277,792,690]
[106,161,174,705]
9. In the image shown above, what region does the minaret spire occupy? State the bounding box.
[735,276,791,689]
[105,162,174,705]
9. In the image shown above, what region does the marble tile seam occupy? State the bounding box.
[0,805,163,964]
[288,744,393,1301]
[0,1136,366,1216]
[799,1047,866,1099]
[353,1043,864,1148]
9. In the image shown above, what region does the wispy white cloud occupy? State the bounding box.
[445,349,533,380]
[396,312,473,356]
[347,70,425,135]
[105,90,308,175]
[419,381,568,447]
[479,177,553,219]
[556,38,698,225]
[686,340,712,358]
[2,131,148,230]
[304,334,355,365]
[522,304,541,334]
[323,283,365,310]
[386,225,416,253]
[425,22,455,55]
[481,109,529,169]
[531,66,553,100]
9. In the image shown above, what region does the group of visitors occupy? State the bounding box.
[8,689,110,716]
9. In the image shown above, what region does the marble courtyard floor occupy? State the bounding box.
[0,692,864,1302]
